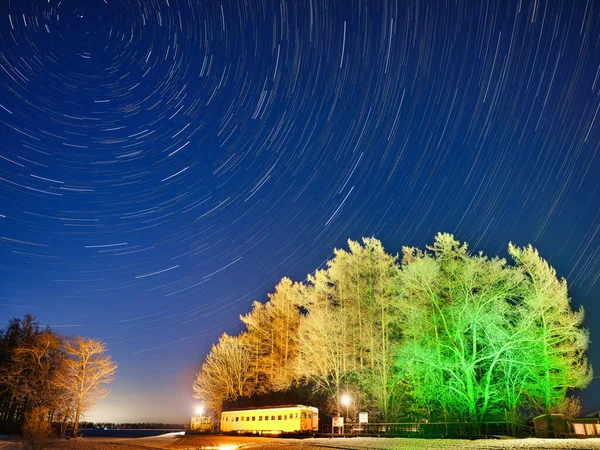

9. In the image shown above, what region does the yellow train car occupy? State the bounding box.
[220,405,319,435]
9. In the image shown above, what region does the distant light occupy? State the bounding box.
[194,405,204,416]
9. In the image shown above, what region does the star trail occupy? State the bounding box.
[1,0,599,422]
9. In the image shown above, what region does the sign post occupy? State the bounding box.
[332,416,344,434]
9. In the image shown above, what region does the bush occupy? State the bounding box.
[22,407,53,450]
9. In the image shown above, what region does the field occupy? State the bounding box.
[2,433,600,450]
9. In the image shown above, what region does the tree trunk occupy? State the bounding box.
[72,398,82,437]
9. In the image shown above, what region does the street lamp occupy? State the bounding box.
[194,405,204,416]
[341,394,351,423]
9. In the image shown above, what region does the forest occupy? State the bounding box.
[0,315,116,443]
[193,233,592,425]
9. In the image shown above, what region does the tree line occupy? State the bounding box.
[0,314,117,441]
[193,233,592,425]
[78,422,185,430]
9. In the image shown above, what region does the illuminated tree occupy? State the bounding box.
[397,234,531,421]
[192,233,592,428]
[22,406,53,450]
[54,337,117,437]
[0,316,73,434]
[239,301,272,392]
[295,269,352,415]
[239,278,304,392]
[0,318,119,437]
[5,331,65,416]
[326,238,400,420]
[193,333,253,415]
[264,278,304,390]
[509,244,592,420]
[395,234,591,423]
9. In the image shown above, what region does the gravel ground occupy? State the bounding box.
[1,434,600,450]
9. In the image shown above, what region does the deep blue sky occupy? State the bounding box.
[1,0,598,422]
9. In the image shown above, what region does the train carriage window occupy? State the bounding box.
[284,415,287,420]
[278,415,282,420]
[265,416,269,421]
[295,413,298,419]
[241,417,244,421]
[252,416,256,421]
[259,416,262,421]
[308,413,312,419]
[271,415,275,420]
[235,417,239,422]
[246,416,250,421]
[301,412,306,419]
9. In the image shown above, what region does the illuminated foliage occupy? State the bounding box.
[291,238,401,418]
[194,234,592,425]
[396,234,528,421]
[509,244,592,416]
[240,277,304,392]
[0,317,116,436]
[193,333,254,415]
[395,234,591,422]
[323,238,400,420]
[295,268,352,415]
[54,337,117,437]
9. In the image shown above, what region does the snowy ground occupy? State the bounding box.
[1,434,600,449]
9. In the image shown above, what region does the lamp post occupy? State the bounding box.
[341,394,351,424]
[194,405,204,416]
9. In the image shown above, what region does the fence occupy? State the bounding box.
[321,421,534,438]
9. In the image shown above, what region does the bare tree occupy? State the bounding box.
[193,333,253,416]
[54,338,116,437]
[2,331,64,415]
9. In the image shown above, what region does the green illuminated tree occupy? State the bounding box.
[396,234,527,421]
[509,244,592,419]
[395,234,592,423]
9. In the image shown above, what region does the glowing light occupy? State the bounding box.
[194,405,204,416]
[341,394,351,407]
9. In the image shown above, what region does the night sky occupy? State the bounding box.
[1,0,599,422]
